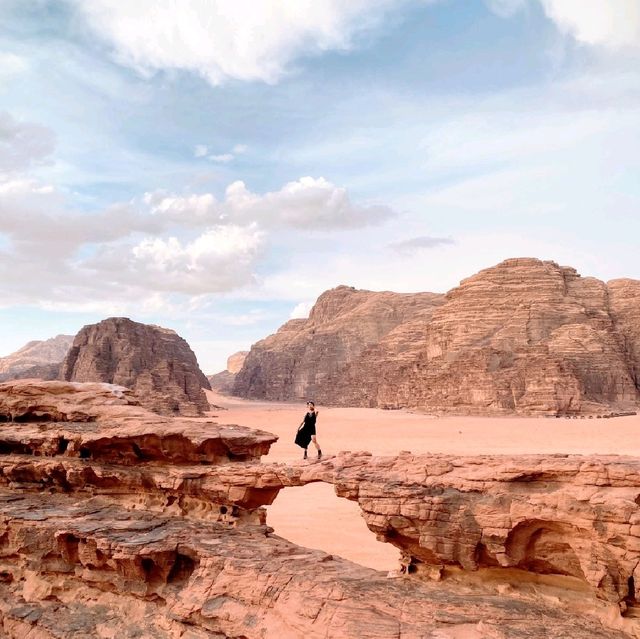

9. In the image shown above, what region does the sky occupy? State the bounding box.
[0,0,639,372]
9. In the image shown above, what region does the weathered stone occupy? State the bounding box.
[0,335,73,382]
[234,286,444,402]
[0,380,638,638]
[234,259,640,415]
[0,380,276,464]
[0,492,629,639]
[60,317,211,416]
[207,351,249,395]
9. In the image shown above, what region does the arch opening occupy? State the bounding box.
[267,482,400,572]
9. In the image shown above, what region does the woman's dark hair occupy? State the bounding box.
[307,400,315,407]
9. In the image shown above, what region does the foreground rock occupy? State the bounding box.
[60,317,211,416]
[0,334,73,382]
[0,380,637,638]
[0,379,275,464]
[1,491,627,639]
[234,258,640,415]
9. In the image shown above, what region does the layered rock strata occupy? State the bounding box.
[234,258,640,415]
[0,335,73,382]
[1,492,627,639]
[60,317,211,416]
[234,286,444,402]
[0,380,637,638]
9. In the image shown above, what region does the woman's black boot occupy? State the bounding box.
[317,449,322,459]
[303,449,308,459]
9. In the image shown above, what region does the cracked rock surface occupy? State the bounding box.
[0,380,638,638]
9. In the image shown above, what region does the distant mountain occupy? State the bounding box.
[233,258,640,416]
[207,351,249,395]
[0,334,74,381]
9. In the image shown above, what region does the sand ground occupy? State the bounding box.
[206,391,640,571]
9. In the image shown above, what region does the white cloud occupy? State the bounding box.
[487,0,640,49]
[232,144,248,154]
[208,153,234,163]
[222,176,395,229]
[194,144,208,157]
[484,0,527,18]
[540,0,640,49]
[289,300,314,319]
[0,111,56,173]
[88,224,264,295]
[0,52,28,80]
[388,236,455,254]
[70,0,403,85]
[144,176,395,230]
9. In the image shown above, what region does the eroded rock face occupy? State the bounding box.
[208,351,249,395]
[234,286,444,402]
[284,452,640,610]
[0,380,637,638]
[234,259,640,414]
[0,380,275,464]
[0,335,73,382]
[60,317,211,416]
[1,492,627,639]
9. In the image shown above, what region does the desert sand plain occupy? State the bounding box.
[206,390,640,572]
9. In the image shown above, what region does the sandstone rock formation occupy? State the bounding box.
[208,351,249,395]
[60,317,211,416]
[234,258,640,415]
[0,334,73,382]
[234,285,444,402]
[0,380,636,638]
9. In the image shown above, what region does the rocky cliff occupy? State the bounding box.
[234,286,445,402]
[60,317,210,416]
[0,334,73,381]
[208,351,249,395]
[234,258,640,415]
[0,380,636,638]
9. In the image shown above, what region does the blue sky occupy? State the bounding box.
[1,0,639,372]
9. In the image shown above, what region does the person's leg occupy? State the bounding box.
[303,447,308,459]
[311,435,322,458]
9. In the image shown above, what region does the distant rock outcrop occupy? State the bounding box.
[233,286,444,402]
[234,259,640,415]
[0,334,73,381]
[60,317,210,416]
[208,351,249,394]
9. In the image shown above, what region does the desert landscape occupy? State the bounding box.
[2,2,639,637]
[211,389,640,573]
[0,257,639,637]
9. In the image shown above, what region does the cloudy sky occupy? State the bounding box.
[1,0,639,372]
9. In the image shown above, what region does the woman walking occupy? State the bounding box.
[294,401,322,460]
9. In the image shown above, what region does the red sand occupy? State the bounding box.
[207,391,640,571]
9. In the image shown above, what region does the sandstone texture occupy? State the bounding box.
[234,286,444,402]
[208,351,249,395]
[60,317,211,416]
[0,335,73,382]
[234,258,640,415]
[0,381,637,637]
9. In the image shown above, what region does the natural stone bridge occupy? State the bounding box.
[0,380,638,638]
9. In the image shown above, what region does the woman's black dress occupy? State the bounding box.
[294,411,316,449]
